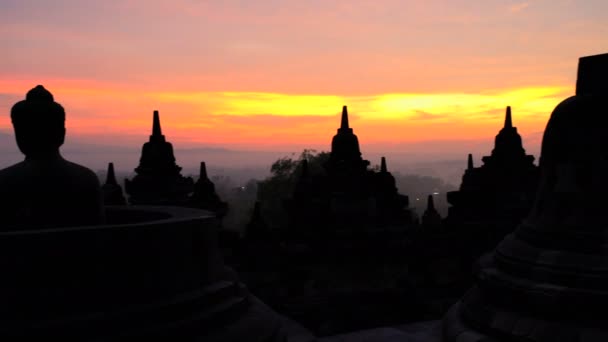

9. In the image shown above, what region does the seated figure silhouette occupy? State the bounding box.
[0,85,104,229]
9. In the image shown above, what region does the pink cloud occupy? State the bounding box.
[510,2,530,13]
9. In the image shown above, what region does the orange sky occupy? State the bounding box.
[1,0,607,167]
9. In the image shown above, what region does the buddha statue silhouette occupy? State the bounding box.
[0,85,104,229]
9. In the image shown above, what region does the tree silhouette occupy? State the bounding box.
[257,150,330,229]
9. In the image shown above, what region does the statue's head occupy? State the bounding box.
[10,85,66,158]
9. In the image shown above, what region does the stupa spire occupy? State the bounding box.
[199,161,208,180]
[152,110,162,137]
[504,106,513,129]
[381,157,387,173]
[329,104,364,170]
[102,161,127,205]
[467,153,474,170]
[105,162,118,186]
[340,106,349,129]
[422,193,441,228]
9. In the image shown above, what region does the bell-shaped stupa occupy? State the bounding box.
[125,110,194,205]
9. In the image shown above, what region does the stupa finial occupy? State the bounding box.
[341,105,349,129]
[199,161,208,180]
[504,106,513,129]
[105,162,118,185]
[152,110,162,137]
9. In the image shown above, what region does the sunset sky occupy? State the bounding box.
[1,0,607,171]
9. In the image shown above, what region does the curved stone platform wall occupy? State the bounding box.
[0,206,295,341]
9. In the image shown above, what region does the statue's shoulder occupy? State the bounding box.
[63,160,100,187]
[0,163,28,206]
[0,162,26,183]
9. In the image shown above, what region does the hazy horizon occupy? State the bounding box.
[0,113,542,186]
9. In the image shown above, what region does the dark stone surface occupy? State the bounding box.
[319,320,442,342]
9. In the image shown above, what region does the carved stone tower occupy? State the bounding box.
[446,107,540,248]
[125,111,193,205]
[188,161,228,218]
